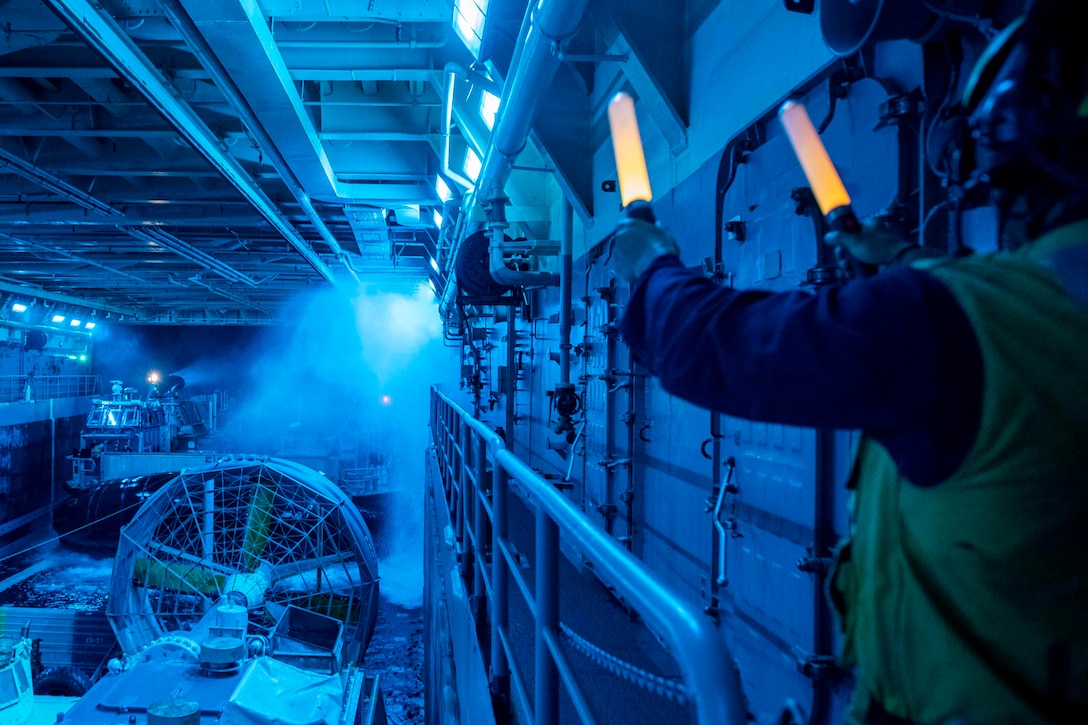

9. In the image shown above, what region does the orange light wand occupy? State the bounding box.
[779,100,861,233]
[607,92,655,222]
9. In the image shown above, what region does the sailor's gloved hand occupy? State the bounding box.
[824,214,912,267]
[609,217,681,283]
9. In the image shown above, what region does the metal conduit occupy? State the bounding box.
[0,148,122,217]
[2,231,146,285]
[43,0,339,284]
[431,388,748,725]
[120,227,257,286]
[559,200,573,384]
[0,148,260,287]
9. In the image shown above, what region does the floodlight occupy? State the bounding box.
[464,148,482,182]
[480,91,500,130]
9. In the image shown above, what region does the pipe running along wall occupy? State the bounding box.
[447,0,590,292]
[158,0,360,282]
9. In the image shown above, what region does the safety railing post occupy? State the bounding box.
[443,404,454,488]
[472,434,488,618]
[454,420,465,547]
[461,421,475,581]
[433,398,442,473]
[463,421,474,538]
[490,463,510,705]
[535,506,559,725]
[430,394,437,449]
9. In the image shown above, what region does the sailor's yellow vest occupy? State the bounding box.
[832,220,1088,725]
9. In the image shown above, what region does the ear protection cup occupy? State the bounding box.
[963,1,1088,197]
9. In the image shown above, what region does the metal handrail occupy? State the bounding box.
[430,387,747,725]
[0,374,100,403]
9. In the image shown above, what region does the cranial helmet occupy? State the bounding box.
[962,0,1088,230]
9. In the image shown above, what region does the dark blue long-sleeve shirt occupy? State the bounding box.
[617,256,983,487]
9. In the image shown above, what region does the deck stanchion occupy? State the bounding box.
[534,506,559,725]
[491,464,511,703]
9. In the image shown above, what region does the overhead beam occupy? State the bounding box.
[171,0,339,203]
[0,147,124,217]
[42,0,338,284]
[320,181,435,204]
[0,279,139,317]
[0,147,261,286]
[290,69,440,82]
[0,231,148,284]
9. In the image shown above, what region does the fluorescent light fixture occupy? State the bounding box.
[464,147,482,182]
[453,0,488,57]
[434,175,452,203]
[433,209,444,228]
[85,321,96,330]
[11,302,27,313]
[430,256,440,273]
[51,314,65,323]
[480,91,500,130]
[70,319,82,327]
[79,354,87,361]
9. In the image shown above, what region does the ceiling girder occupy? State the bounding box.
[42,0,338,284]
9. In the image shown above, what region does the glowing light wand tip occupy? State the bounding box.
[608,92,655,222]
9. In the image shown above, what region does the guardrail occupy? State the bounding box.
[0,374,100,403]
[430,387,747,725]
[341,467,391,497]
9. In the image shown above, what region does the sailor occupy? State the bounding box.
[605,1,1088,722]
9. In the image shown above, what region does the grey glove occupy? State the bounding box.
[824,215,913,267]
[608,217,681,282]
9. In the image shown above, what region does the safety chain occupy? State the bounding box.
[559,621,689,705]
